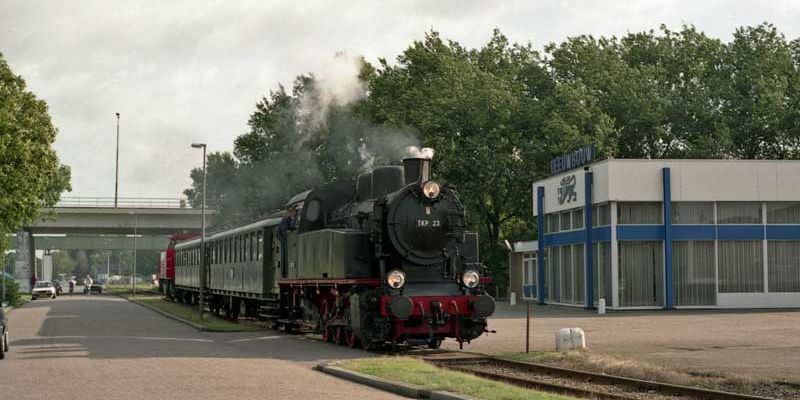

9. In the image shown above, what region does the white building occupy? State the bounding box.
[530,158,800,309]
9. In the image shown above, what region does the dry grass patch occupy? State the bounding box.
[503,351,798,399]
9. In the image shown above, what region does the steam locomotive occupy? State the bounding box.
[159,156,495,349]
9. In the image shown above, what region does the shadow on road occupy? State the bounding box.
[10,296,380,363]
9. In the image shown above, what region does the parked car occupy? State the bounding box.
[0,307,8,360]
[31,281,57,300]
[90,281,105,294]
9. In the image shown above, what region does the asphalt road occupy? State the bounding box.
[0,295,401,400]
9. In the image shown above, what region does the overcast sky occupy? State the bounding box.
[2,1,800,199]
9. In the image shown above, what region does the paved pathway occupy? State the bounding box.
[447,302,800,382]
[0,295,400,400]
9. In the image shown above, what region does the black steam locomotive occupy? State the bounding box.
[166,156,495,349]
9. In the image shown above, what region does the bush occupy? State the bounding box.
[1,277,20,306]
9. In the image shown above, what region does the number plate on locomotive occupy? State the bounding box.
[416,219,441,228]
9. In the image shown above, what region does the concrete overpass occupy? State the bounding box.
[13,197,206,291]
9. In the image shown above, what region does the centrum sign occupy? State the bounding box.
[550,144,596,175]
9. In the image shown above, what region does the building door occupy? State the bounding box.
[522,252,537,300]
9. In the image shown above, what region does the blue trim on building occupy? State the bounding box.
[663,167,674,310]
[672,225,716,240]
[584,171,594,310]
[766,225,800,240]
[617,225,665,241]
[536,186,546,304]
[544,230,585,246]
[592,226,611,241]
[717,225,763,240]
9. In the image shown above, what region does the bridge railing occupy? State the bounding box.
[55,197,189,209]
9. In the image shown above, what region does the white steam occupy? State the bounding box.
[297,52,366,130]
[404,146,435,159]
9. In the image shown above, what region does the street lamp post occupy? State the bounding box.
[114,112,120,208]
[129,212,138,296]
[191,143,207,318]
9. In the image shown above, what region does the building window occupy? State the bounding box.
[560,212,572,232]
[718,241,763,293]
[768,241,800,292]
[619,241,664,306]
[546,213,559,233]
[767,202,800,224]
[673,241,716,306]
[572,209,584,230]
[618,202,662,225]
[592,203,610,227]
[672,202,714,224]
[717,202,762,224]
[592,242,612,305]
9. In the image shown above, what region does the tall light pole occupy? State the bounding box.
[191,143,207,318]
[129,212,138,296]
[114,112,120,208]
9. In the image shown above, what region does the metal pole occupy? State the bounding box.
[114,113,120,208]
[133,214,137,296]
[199,145,206,318]
[106,254,110,286]
[2,260,6,303]
[526,300,531,353]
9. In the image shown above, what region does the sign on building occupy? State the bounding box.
[550,144,596,175]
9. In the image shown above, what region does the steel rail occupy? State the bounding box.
[426,355,777,400]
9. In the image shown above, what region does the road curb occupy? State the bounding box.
[315,361,474,400]
[122,296,245,333]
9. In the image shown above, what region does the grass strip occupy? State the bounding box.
[340,357,576,400]
[121,293,265,332]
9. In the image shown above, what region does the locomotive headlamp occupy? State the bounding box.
[387,269,406,289]
[422,181,441,199]
[462,269,480,288]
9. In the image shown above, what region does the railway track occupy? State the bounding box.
[412,351,778,400]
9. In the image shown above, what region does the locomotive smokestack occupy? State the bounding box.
[402,157,431,185]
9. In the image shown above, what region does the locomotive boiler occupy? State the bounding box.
[168,155,495,349]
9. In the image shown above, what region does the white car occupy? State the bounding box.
[31,281,57,300]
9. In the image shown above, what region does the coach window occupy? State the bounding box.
[243,234,249,261]
[257,231,263,260]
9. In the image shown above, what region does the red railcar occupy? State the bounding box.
[158,233,199,296]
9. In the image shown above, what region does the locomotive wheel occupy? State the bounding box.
[345,329,359,348]
[319,301,331,341]
[322,326,332,342]
[361,339,373,351]
[428,339,443,350]
[334,327,344,345]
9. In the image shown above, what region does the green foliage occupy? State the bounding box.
[2,276,20,306]
[184,24,800,294]
[0,53,71,253]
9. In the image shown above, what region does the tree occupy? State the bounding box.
[0,53,71,252]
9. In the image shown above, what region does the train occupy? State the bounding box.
[158,155,495,349]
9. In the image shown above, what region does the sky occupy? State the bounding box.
[2,0,800,199]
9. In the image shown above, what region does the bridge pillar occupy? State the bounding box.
[14,230,36,293]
